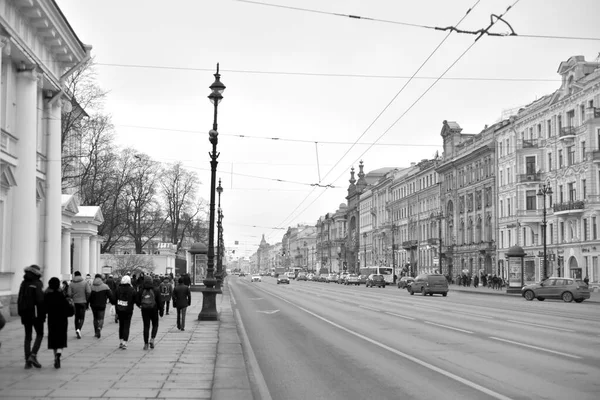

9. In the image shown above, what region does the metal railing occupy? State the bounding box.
[553,200,584,212]
[518,172,541,182]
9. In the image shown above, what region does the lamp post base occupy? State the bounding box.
[197,286,222,321]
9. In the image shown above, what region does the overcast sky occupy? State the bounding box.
[56,0,600,257]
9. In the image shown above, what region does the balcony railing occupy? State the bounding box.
[559,126,576,137]
[553,200,584,213]
[521,139,538,149]
[518,172,541,183]
[402,240,418,250]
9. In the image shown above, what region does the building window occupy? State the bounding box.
[568,182,576,201]
[526,190,536,210]
[582,179,587,199]
[500,200,503,217]
[568,146,575,165]
[548,153,553,171]
[593,217,597,240]
[559,185,564,203]
[581,104,586,123]
[499,142,503,157]
[500,231,504,248]
[549,223,553,244]
[584,218,588,241]
[508,230,512,247]
[560,221,565,242]
[526,156,536,174]
[547,119,552,137]
[582,141,586,161]
[507,198,511,216]
[559,149,563,168]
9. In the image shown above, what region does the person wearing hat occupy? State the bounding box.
[44,277,70,368]
[17,264,45,369]
[135,275,164,350]
[112,275,136,349]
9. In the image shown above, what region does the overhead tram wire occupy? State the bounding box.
[96,63,560,82]
[276,0,524,230]
[271,0,483,232]
[234,0,600,42]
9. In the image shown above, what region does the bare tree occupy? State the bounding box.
[160,162,203,251]
[125,153,166,254]
[101,253,155,277]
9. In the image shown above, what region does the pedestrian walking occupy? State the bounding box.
[68,271,91,339]
[44,277,70,369]
[135,275,164,350]
[113,275,136,350]
[89,273,112,339]
[172,277,191,331]
[159,277,173,315]
[17,264,45,369]
[105,274,118,323]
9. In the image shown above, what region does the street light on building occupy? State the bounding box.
[363,232,367,272]
[537,183,553,280]
[198,63,225,321]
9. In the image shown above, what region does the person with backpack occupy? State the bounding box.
[135,275,163,350]
[113,275,135,349]
[88,273,112,339]
[17,264,45,369]
[158,277,173,315]
[68,271,91,339]
[44,277,71,368]
[172,277,191,331]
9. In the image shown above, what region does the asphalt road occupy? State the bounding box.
[229,276,600,400]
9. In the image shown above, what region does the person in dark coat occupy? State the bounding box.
[182,273,191,287]
[105,275,118,323]
[88,273,112,339]
[17,264,45,369]
[158,277,173,315]
[112,275,136,349]
[135,275,164,350]
[44,277,70,369]
[172,277,191,331]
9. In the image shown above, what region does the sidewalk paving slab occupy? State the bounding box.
[0,279,255,400]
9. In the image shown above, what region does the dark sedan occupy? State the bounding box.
[277,275,290,284]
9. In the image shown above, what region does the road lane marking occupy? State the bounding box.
[424,321,474,334]
[506,320,576,333]
[384,311,415,320]
[359,305,380,312]
[455,311,493,319]
[256,310,280,314]
[260,288,514,400]
[248,297,264,300]
[489,337,581,359]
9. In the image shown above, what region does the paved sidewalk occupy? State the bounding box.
[450,284,600,303]
[0,281,253,400]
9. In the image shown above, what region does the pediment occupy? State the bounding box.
[61,194,79,216]
[0,163,17,188]
[73,205,104,226]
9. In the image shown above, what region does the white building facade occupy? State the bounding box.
[0,1,96,315]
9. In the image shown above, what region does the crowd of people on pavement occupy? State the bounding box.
[452,273,506,289]
[10,264,192,370]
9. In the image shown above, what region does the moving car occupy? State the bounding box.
[251,274,261,282]
[345,274,360,285]
[521,277,590,303]
[366,274,386,288]
[277,275,290,284]
[409,273,448,296]
[397,276,415,289]
[296,272,308,281]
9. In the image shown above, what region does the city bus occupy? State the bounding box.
[359,266,394,285]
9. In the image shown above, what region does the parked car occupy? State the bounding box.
[522,277,590,303]
[366,274,386,288]
[326,274,338,283]
[306,273,315,281]
[318,274,328,282]
[357,274,367,285]
[277,275,290,284]
[251,275,261,282]
[337,273,348,284]
[345,274,360,285]
[409,273,448,296]
[296,272,308,281]
[397,276,415,289]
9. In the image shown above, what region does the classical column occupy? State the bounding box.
[72,235,83,275]
[80,235,91,277]
[61,229,72,279]
[10,69,40,294]
[43,96,63,284]
[89,236,98,276]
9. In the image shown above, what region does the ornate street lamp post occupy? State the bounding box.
[216,179,224,289]
[363,232,367,271]
[198,64,225,321]
[537,183,553,281]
